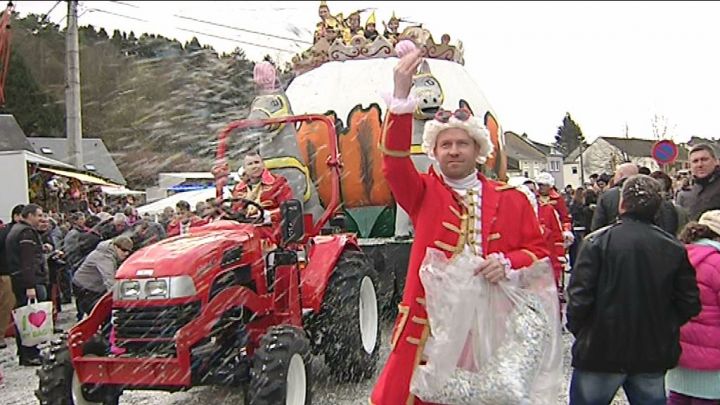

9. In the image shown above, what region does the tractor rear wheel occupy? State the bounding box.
[247,325,312,405]
[36,337,120,405]
[313,249,380,382]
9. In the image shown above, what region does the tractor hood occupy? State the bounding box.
[116,221,256,280]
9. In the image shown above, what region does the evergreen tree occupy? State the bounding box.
[554,112,586,157]
[1,49,64,136]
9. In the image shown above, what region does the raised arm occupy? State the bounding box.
[380,47,427,217]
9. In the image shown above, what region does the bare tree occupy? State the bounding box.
[651,113,675,141]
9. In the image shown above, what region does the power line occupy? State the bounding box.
[176,27,295,54]
[110,1,140,8]
[173,14,312,45]
[70,3,305,55]
[41,0,63,22]
[85,7,148,22]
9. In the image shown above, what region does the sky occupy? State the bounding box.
[14,1,720,146]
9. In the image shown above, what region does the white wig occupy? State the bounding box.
[421,115,494,164]
[534,171,555,187]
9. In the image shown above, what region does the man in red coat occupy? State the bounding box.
[231,151,293,225]
[166,200,207,237]
[535,172,574,243]
[370,44,550,405]
[521,178,566,284]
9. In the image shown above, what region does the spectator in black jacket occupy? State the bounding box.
[590,163,639,231]
[650,170,680,235]
[568,187,593,269]
[567,175,701,404]
[0,204,24,349]
[5,204,46,366]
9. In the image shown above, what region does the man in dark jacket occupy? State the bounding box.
[685,144,720,220]
[590,163,639,231]
[567,175,701,404]
[0,204,24,349]
[6,204,46,366]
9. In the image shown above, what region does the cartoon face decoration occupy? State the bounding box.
[411,71,444,120]
[388,18,399,33]
[249,94,290,133]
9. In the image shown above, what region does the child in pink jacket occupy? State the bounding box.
[668,210,720,404]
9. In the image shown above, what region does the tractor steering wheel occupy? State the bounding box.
[220,197,266,224]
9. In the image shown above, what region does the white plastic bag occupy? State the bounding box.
[12,299,54,347]
[410,249,562,405]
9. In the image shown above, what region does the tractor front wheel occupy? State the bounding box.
[35,337,120,405]
[247,325,312,405]
[314,249,380,382]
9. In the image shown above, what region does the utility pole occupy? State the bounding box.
[66,0,82,168]
[579,141,585,184]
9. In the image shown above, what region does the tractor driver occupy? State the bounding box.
[232,151,293,225]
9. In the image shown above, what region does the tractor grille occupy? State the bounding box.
[113,302,201,340]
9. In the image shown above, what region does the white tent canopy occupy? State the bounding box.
[136,186,232,215]
[101,186,145,196]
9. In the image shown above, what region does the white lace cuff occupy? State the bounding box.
[381,91,418,115]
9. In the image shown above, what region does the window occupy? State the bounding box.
[84,164,97,171]
[572,166,578,174]
[40,147,53,154]
[523,171,529,178]
[550,161,560,172]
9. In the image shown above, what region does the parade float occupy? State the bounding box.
[246,2,508,305]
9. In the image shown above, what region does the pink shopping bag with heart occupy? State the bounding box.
[12,299,54,347]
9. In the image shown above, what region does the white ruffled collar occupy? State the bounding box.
[442,169,481,192]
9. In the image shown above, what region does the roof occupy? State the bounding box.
[601,137,688,160]
[504,131,547,162]
[568,136,689,162]
[0,115,33,152]
[687,136,720,155]
[0,149,74,169]
[27,137,126,185]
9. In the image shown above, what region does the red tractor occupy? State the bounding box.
[36,115,382,404]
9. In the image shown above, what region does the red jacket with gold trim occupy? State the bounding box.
[539,190,572,232]
[538,202,565,283]
[231,169,293,223]
[370,112,549,405]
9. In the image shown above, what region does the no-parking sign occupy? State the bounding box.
[651,140,678,165]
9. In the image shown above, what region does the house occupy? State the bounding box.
[687,136,720,156]
[565,136,689,185]
[504,131,566,186]
[28,137,127,185]
[0,115,34,152]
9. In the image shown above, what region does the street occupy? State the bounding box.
[1,304,630,405]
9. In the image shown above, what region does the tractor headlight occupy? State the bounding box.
[113,276,196,300]
[145,279,168,299]
[117,280,141,300]
[168,276,196,299]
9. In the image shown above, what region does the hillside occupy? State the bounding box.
[2,12,291,188]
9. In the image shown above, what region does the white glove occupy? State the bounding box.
[563,231,575,248]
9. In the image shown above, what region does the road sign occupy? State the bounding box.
[651,140,679,165]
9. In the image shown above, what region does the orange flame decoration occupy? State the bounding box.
[484,111,507,182]
[296,105,393,209]
[296,103,507,209]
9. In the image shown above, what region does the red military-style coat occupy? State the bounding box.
[370,112,549,405]
[539,190,572,232]
[538,201,566,283]
[231,169,293,224]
